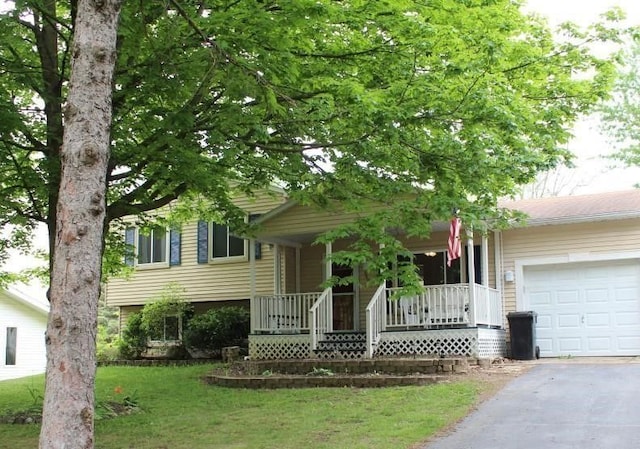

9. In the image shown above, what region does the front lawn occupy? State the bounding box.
[1,364,483,449]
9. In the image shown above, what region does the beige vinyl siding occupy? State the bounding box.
[284,246,297,293]
[261,202,380,238]
[500,218,640,316]
[105,193,285,308]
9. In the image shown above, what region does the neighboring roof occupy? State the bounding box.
[1,286,49,316]
[500,189,640,227]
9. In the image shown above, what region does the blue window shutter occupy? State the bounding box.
[197,221,209,264]
[124,227,135,266]
[169,229,181,266]
[249,214,262,260]
[255,241,262,260]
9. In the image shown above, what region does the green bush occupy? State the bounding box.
[140,284,193,341]
[97,340,121,362]
[183,307,250,353]
[117,284,194,360]
[118,313,146,359]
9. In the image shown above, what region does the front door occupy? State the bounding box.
[332,264,355,330]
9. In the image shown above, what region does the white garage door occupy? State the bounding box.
[523,259,640,357]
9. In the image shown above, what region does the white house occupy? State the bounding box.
[0,287,49,381]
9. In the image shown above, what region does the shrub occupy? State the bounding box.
[118,313,146,359]
[140,284,193,341]
[97,340,121,362]
[117,284,194,360]
[183,307,250,353]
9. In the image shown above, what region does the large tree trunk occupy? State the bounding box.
[39,1,122,448]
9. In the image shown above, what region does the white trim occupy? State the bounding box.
[3,289,49,315]
[514,250,640,310]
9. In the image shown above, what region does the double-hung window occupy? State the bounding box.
[125,225,181,267]
[137,226,168,265]
[197,220,249,263]
[212,223,245,259]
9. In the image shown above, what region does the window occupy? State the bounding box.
[212,223,245,259]
[125,226,181,267]
[138,226,167,264]
[149,316,181,342]
[197,220,249,263]
[5,327,16,366]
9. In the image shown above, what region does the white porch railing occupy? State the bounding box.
[386,283,502,329]
[252,292,321,333]
[473,284,503,327]
[310,288,332,351]
[365,283,387,357]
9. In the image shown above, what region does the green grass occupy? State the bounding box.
[0,365,483,449]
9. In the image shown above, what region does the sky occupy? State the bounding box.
[524,0,640,194]
[3,1,640,297]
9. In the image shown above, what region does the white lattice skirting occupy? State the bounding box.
[250,328,506,360]
[249,334,311,360]
[376,328,506,358]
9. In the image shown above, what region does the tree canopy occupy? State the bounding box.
[599,35,640,175]
[0,0,626,285]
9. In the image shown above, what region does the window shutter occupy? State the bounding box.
[169,228,181,266]
[254,241,262,260]
[249,213,262,260]
[124,227,135,266]
[197,220,209,264]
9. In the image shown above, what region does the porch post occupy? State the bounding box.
[325,242,333,332]
[249,238,257,333]
[274,244,282,295]
[466,229,476,326]
[295,247,301,293]
[494,230,503,292]
[325,242,332,282]
[481,233,489,287]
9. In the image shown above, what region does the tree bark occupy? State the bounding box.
[39,1,122,448]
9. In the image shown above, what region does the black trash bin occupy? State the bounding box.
[507,311,540,360]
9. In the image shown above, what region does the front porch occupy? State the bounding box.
[249,210,507,360]
[249,283,506,360]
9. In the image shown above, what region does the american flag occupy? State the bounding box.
[447,217,461,267]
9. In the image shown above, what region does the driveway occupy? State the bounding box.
[422,360,640,449]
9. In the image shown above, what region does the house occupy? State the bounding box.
[105,190,288,335]
[0,287,49,381]
[105,189,640,359]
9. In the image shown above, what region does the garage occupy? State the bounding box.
[523,259,640,357]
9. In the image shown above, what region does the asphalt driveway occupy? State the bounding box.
[422,360,640,449]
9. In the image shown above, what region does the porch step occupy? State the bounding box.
[314,331,367,359]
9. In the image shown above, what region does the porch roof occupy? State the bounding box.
[253,199,451,246]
